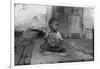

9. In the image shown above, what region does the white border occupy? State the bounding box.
[11,0,14,68]
[10,0,95,69]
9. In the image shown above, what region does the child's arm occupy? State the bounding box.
[43,32,49,43]
[57,32,64,40]
[57,32,64,46]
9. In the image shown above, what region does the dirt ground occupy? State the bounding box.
[30,39,94,64]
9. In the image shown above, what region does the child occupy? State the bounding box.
[40,18,66,56]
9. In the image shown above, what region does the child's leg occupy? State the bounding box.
[40,43,53,55]
[40,43,48,52]
[59,41,67,52]
[57,41,68,56]
[52,46,66,53]
[58,47,66,52]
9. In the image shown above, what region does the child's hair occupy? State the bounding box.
[49,18,58,26]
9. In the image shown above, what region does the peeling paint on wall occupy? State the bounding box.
[83,8,94,29]
[83,8,94,39]
[14,4,48,31]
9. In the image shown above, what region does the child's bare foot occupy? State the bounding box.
[58,52,67,56]
[42,51,52,55]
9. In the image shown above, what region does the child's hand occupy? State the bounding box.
[47,38,61,47]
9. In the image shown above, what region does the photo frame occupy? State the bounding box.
[10,0,95,69]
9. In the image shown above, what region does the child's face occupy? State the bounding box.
[50,21,59,32]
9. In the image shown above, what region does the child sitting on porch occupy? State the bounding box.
[40,18,67,56]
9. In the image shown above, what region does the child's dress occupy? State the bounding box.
[40,31,66,53]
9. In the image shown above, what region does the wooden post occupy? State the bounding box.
[64,7,67,38]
